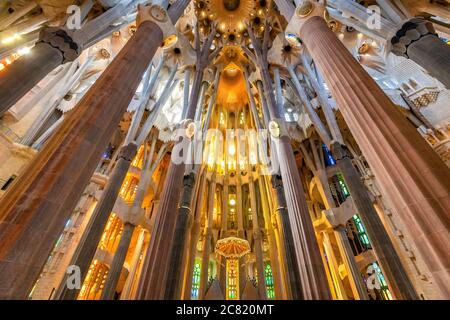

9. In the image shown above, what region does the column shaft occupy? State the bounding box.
[165,173,196,299]
[260,64,331,299]
[0,43,63,116]
[301,16,450,297]
[333,144,418,299]
[101,222,136,300]
[335,226,369,300]
[0,21,163,300]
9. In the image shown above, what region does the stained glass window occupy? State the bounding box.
[329,173,350,205]
[372,262,393,300]
[353,215,371,249]
[191,261,201,299]
[226,259,239,300]
[337,173,350,198]
[265,264,275,299]
[323,144,337,167]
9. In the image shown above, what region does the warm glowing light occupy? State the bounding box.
[17,47,31,55]
[229,198,236,206]
[1,33,21,45]
[228,143,236,156]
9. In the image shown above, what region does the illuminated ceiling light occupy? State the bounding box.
[17,47,31,55]
[228,143,236,156]
[229,198,236,206]
[1,33,21,45]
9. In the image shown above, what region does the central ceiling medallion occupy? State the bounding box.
[223,0,240,11]
[196,0,258,45]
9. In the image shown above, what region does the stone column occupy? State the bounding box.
[199,176,216,300]
[257,178,284,299]
[248,22,331,299]
[322,232,348,300]
[56,58,172,300]
[101,222,136,300]
[0,16,164,299]
[0,36,77,116]
[137,26,217,299]
[101,139,156,300]
[164,172,196,299]
[271,175,302,299]
[331,142,418,299]
[183,173,208,299]
[299,11,450,297]
[182,67,191,119]
[391,18,450,88]
[120,228,146,299]
[248,174,267,299]
[334,226,369,300]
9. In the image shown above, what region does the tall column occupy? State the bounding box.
[391,18,450,88]
[101,139,156,300]
[138,26,217,299]
[257,178,284,299]
[322,232,348,300]
[331,142,418,299]
[334,226,369,300]
[0,15,164,299]
[101,222,136,300]
[199,176,216,300]
[120,228,146,299]
[248,174,267,299]
[56,63,173,300]
[299,11,450,297]
[164,172,196,299]
[246,19,331,298]
[183,173,208,299]
[271,175,303,299]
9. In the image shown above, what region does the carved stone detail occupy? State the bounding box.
[390,18,438,58]
[38,28,82,63]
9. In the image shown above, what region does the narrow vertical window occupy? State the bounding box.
[191,261,201,300]
[264,264,275,299]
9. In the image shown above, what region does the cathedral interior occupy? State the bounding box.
[0,0,449,301]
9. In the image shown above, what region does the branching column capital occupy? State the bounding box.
[38,27,83,63]
[390,18,438,58]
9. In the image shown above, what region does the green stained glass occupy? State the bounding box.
[191,261,201,299]
[372,262,393,300]
[264,264,276,299]
[337,173,350,197]
[353,215,372,249]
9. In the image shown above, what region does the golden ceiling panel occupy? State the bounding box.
[195,0,268,45]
